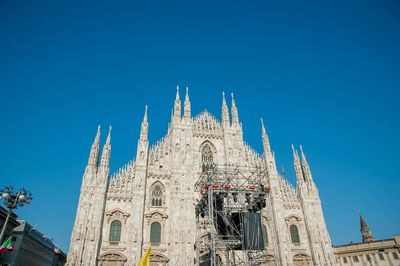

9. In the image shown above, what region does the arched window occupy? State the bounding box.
[201,143,214,172]
[290,224,300,244]
[151,185,163,206]
[262,225,268,246]
[150,222,161,244]
[109,220,122,242]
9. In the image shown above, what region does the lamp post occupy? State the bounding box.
[0,186,32,244]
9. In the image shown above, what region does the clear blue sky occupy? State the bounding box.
[1,0,399,251]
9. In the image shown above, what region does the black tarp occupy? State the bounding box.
[243,212,265,250]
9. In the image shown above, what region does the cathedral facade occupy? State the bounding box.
[66,88,336,266]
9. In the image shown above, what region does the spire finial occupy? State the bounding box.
[221,91,230,127]
[140,105,148,139]
[106,125,112,144]
[95,125,101,143]
[299,145,314,183]
[87,125,101,167]
[261,117,271,152]
[292,144,305,184]
[300,144,307,162]
[173,86,181,120]
[231,92,239,126]
[100,124,112,169]
[184,86,191,119]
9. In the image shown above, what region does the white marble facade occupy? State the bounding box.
[67,87,337,266]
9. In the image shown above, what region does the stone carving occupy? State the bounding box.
[105,209,130,224]
[98,252,127,266]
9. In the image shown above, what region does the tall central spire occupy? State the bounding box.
[221,92,230,128]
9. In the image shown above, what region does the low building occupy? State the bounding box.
[334,215,400,266]
[0,206,20,242]
[1,220,66,266]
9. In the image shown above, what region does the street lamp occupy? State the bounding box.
[0,186,33,244]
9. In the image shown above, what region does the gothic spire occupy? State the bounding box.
[261,118,271,153]
[221,92,230,127]
[87,125,101,167]
[292,144,305,184]
[300,145,313,183]
[231,93,239,126]
[360,214,375,242]
[140,105,148,140]
[184,86,191,119]
[100,125,112,168]
[173,85,181,119]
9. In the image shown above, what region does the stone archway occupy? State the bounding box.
[98,252,127,266]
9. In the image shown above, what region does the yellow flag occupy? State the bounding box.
[137,245,151,266]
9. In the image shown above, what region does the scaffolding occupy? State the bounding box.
[194,164,277,266]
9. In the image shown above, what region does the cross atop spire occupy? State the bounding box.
[184,86,191,119]
[231,93,239,126]
[221,91,230,127]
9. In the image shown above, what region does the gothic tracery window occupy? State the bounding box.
[150,222,161,244]
[201,143,214,172]
[290,224,300,244]
[109,220,122,242]
[151,184,163,206]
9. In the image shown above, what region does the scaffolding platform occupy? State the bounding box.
[194,164,277,266]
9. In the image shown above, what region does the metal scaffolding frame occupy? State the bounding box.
[194,164,277,266]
